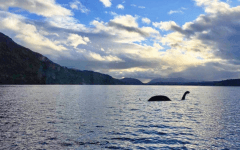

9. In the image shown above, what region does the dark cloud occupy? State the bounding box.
[168,62,240,81]
[54,52,162,71]
[108,21,150,37]
[170,24,194,37]
[167,5,240,65]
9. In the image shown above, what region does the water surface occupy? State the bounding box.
[0,85,239,149]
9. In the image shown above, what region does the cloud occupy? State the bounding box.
[108,22,149,37]
[90,15,160,44]
[142,17,151,24]
[116,4,124,9]
[109,11,117,16]
[111,15,138,27]
[106,15,160,41]
[131,4,145,9]
[0,11,68,57]
[85,52,123,62]
[168,62,240,81]
[0,1,88,33]
[194,0,230,14]
[105,11,117,16]
[0,0,72,17]
[153,21,179,31]
[67,33,90,48]
[46,16,87,32]
[153,43,164,50]
[168,7,186,15]
[70,0,90,14]
[99,0,112,7]
[168,10,183,15]
[166,0,240,63]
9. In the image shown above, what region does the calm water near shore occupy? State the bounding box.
[0,85,239,149]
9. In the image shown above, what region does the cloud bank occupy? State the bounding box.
[0,0,72,17]
[0,0,239,81]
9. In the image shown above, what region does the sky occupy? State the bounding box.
[0,0,240,82]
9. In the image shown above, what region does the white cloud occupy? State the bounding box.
[67,34,90,48]
[70,0,90,14]
[153,43,164,50]
[0,12,68,57]
[130,4,145,9]
[0,0,72,17]
[0,0,89,34]
[117,4,124,9]
[110,11,117,16]
[194,0,230,14]
[168,7,186,15]
[111,15,138,27]
[142,17,151,24]
[99,0,112,7]
[168,10,183,15]
[47,16,87,32]
[176,0,240,63]
[105,11,117,16]
[153,21,178,31]
[103,15,160,43]
[87,52,123,62]
[91,19,146,43]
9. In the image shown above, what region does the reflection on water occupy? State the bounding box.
[0,85,239,149]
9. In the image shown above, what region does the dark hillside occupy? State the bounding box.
[0,32,122,85]
[120,78,143,85]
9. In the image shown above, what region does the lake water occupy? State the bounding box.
[0,85,239,149]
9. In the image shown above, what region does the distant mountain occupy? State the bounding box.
[0,32,123,85]
[148,78,240,86]
[207,79,240,86]
[187,79,240,86]
[148,77,197,84]
[120,78,143,85]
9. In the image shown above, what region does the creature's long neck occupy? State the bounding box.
[181,92,188,100]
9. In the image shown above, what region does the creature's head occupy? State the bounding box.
[181,91,190,100]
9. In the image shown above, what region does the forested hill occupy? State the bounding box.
[120,78,143,85]
[0,32,123,85]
